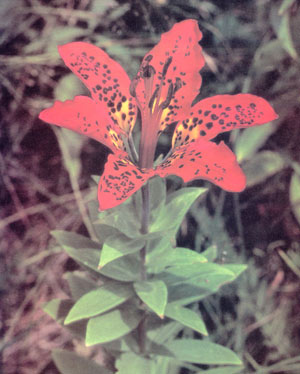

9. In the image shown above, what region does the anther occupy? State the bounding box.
[160,83,174,109]
[142,65,156,79]
[129,78,138,97]
[145,54,153,62]
[174,77,182,93]
[162,57,173,78]
[148,86,160,110]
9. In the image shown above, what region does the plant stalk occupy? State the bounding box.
[138,182,150,354]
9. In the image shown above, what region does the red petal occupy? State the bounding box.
[156,139,246,192]
[58,42,137,134]
[39,96,126,155]
[135,19,205,132]
[172,94,278,147]
[98,155,155,210]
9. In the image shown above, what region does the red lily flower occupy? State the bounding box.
[39,19,277,210]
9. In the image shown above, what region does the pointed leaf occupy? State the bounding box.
[97,200,141,238]
[99,235,145,268]
[165,304,208,335]
[290,171,300,226]
[196,366,243,374]
[59,238,140,282]
[161,264,237,305]
[279,0,296,15]
[155,247,207,269]
[201,245,218,262]
[159,262,235,285]
[134,176,167,221]
[278,12,298,59]
[52,349,112,374]
[65,272,98,300]
[86,307,142,346]
[43,299,86,339]
[134,280,168,318]
[221,264,247,278]
[65,283,133,324]
[243,151,285,187]
[43,299,73,322]
[164,339,242,365]
[146,237,176,274]
[151,187,207,233]
[234,122,278,162]
[116,353,154,374]
[52,230,100,251]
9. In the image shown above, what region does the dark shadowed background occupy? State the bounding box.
[1,0,300,373]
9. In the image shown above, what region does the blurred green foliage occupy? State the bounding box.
[1,0,300,373]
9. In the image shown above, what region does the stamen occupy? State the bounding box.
[145,54,153,62]
[148,86,159,110]
[160,82,174,109]
[162,56,173,77]
[142,65,156,79]
[129,78,138,98]
[174,77,183,93]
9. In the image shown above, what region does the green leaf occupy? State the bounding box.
[91,0,118,14]
[234,122,278,162]
[43,299,73,322]
[201,245,218,262]
[52,349,112,374]
[134,176,167,221]
[116,353,155,374]
[65,272,98,300]
[149,176,167,213]
[158,263,235,285]
[151,187,207,233]
[278,12,298,59]
[86,307,142,346]
[148,247,207,272]
[134,280,168,318]
[43,299,86,339]
[165,305,208,335]
[108,4,130,21]
[290,171,300,225]
[97,200,140,238]
[243,151,285,187]
[65,283,133,324]
[164,339,242,365]
[99,235,145,268]
[196,366,243,374]
[100,254,140,282]
[55,73,87,101]
[279,0,297,15]
[52,230,100,251]
[146,237,176,274]
[221,264,247,278]
[61,240,139,282]
[161,264,237,305]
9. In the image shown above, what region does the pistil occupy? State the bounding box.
[131,56,174,169]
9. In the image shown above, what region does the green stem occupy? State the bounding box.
[138,182,150,354]
[141,183,150,235]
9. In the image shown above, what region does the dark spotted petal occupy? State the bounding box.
[98,155,155,210]
[135,19,205,133]
[58,42,137,134]
[39,96,126,155]
[172,94,278,147]
[156,139,246,192]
